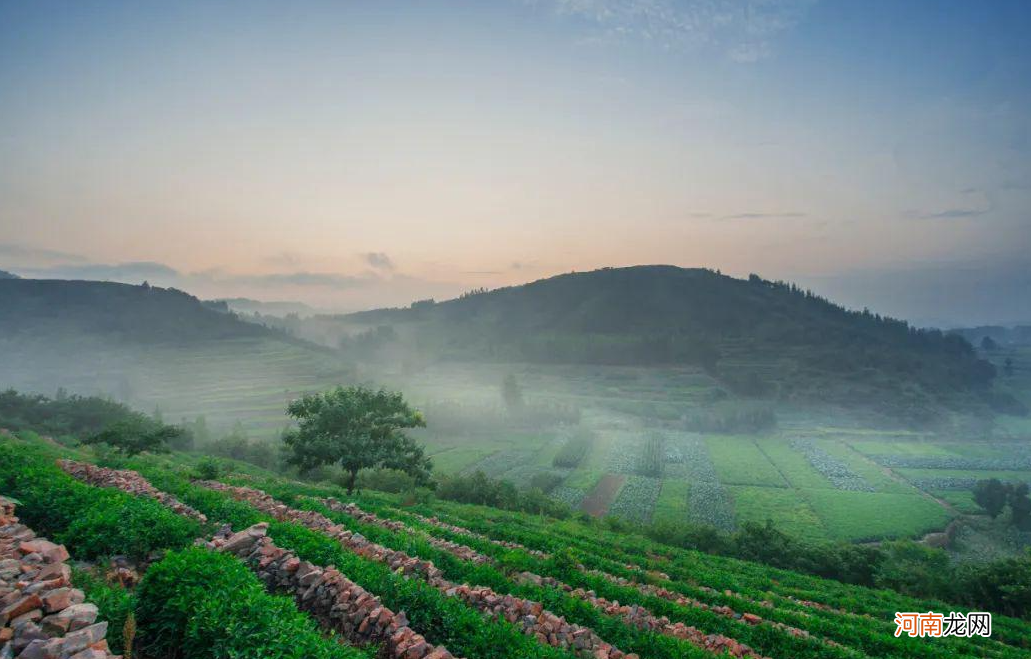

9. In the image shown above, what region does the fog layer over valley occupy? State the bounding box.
[2,269,1030,558]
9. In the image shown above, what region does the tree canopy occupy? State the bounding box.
[974,478,1010,518]
[282,386,430,494]
[82,417,187,456]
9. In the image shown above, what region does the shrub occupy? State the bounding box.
[0,445,201,560]
[193,456,225,481]
[136,547,365,659]
[356,467,418,493]
[59,497,198,560]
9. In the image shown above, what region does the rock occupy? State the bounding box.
[61,622,107,655]
[0,593,41,625]
[42,587,81,613]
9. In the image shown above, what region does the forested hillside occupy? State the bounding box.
[0,279,273,343]
[338,266,1017,423]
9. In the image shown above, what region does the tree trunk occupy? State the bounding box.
[346,468,358,495]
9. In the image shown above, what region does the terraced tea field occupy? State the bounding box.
[0,335,354,439]
[3,432,1029,659]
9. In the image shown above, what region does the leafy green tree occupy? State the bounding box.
[82,417,184,456]
[973,478,1010,519]
[874,540,954,599]
[282,386,430,494]
[1004,357,1015,377]
[980,336,999,352]
[1009,483,1031,529]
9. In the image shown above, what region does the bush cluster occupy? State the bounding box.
[136,547,367,659]
[435,470,570,518]
[0,444,200,559]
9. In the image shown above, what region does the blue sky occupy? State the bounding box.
[0,0,1029,323]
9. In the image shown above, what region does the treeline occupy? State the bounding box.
[0,389,192,452]
[0,388,141,438]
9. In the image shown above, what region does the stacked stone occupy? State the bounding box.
[322,500,492,565]
[515,572,770,659]
[0,496,119,659]
[324,499,778,658]
[413,514,549,560]
[199,482,636,659]
[57,460,207,524]
[591,571,836,646]
[203,523,456,659]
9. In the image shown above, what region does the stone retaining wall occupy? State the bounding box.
[412,513,550,560]
[326,500,775,659]
[1,496,118,659]
[322,499,492,565]
[57,460,207,524]
[394,504,827,653]
[203,523,456,659]
[200,482,635,659]
[517,572,769,659]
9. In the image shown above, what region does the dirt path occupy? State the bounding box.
[581,473,627,517]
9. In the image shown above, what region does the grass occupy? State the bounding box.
[705,436,787,487]
[727,485,828,542]
[652,479,690,525]
[932,490,984,514]
[754,438,834,490]
[801,490,953,541]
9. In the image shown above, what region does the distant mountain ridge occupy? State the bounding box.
[341,265,1020,423]
[0,269,18,279]
[0,278,273,343]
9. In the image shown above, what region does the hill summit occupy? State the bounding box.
[344,265,1015,423]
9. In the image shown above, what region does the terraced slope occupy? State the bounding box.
[3,434,1030,659]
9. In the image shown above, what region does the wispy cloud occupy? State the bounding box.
[363,252,395,271]
[0,243,90,267]
[914,208,991,220]
[197,269,376,290]
[16,261,178,282]
[719,211,807,220]
[530,0,817,61]
[909,188,993,220]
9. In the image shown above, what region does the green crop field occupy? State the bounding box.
[727,485,826,541]
[2,431,1028,659]
[706,436,788,487]
[341,362,1031,544]
[801,490,953,541]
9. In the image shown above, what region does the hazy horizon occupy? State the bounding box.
[2,0,1030,325]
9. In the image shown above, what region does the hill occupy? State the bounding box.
[340,266,1016,424]
[0,268,18,279]
[0,278,352,437]
[0,278,275,343]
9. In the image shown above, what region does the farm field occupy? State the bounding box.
[6,342,1027,545]
[2,431,1029,659]
[390,363,1031,543]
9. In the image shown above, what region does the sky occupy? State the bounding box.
[1,0,1029,325]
